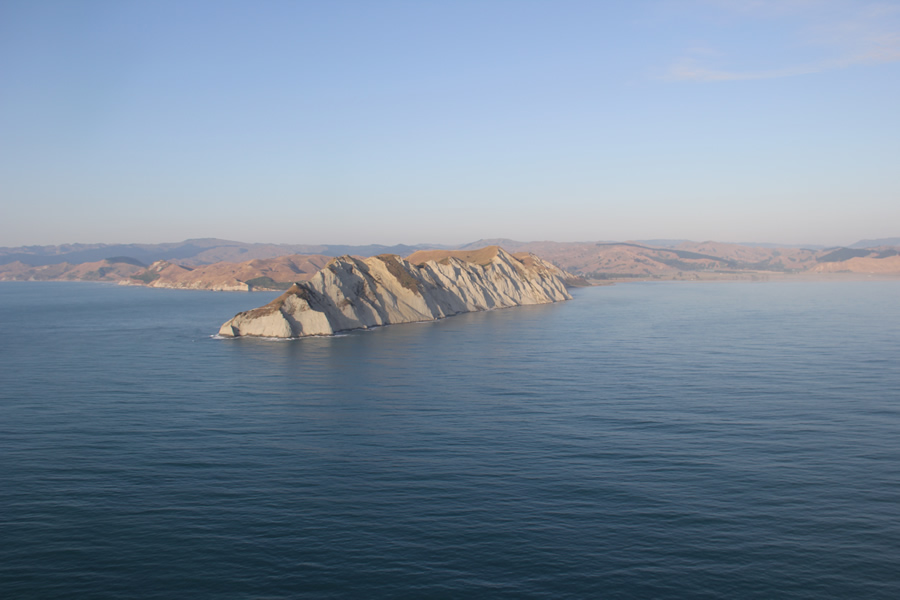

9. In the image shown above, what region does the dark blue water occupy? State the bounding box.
[1,281,899,599]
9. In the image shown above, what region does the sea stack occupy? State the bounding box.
[218,246,577,338]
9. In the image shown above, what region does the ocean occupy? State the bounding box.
[1,280,898,599]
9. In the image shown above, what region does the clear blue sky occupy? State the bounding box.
[2,0,898,247]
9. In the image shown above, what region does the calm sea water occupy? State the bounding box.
[1,281,899,599]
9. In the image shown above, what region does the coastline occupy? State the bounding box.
[4,270,898,291]
[586,271,900,285]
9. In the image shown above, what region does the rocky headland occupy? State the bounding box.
[218,246,576,338]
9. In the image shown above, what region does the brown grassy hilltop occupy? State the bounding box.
[406,246,507,267]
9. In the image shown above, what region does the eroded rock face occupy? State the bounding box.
[218,247,574,338]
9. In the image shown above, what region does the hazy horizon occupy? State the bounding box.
[3,1,899,247]
[0,232,893,253]
[3,233,896,252]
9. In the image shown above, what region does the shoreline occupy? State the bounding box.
[3,271,899,291]
[586,271,900,285]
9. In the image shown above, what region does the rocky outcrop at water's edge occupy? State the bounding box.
[218,247,574,338]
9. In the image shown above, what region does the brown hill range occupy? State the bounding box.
[0,257,147,282]
[132,254,334,291]
[458,240,900,279]
[2,240,898,288]
[811,254,900,275]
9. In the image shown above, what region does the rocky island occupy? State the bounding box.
[218,246,579,338]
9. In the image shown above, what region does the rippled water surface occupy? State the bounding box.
[1,281,899,599]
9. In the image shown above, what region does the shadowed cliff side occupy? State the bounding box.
[218,246,574,338]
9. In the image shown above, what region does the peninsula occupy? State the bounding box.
[218,246,578,338]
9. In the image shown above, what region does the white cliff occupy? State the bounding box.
[218,246,575,338]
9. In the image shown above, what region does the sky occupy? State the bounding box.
[1,0,898,247]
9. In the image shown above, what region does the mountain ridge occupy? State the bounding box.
[3,237,900,285]
[3,236,884,267]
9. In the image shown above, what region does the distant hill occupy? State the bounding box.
[450,240,823,278]
[812,255,900,274]
[0,238,449,267]
[455,238,534,252]
[817,248,875,263]
[850,237,900,249]
[0,258,148,282]
[736,242,827,250]
[632,239,691,248]
[454,239,900,278]
[3,237,900,285]
[129,254,334,291]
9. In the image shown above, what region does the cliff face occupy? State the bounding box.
[218,247,573,338]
